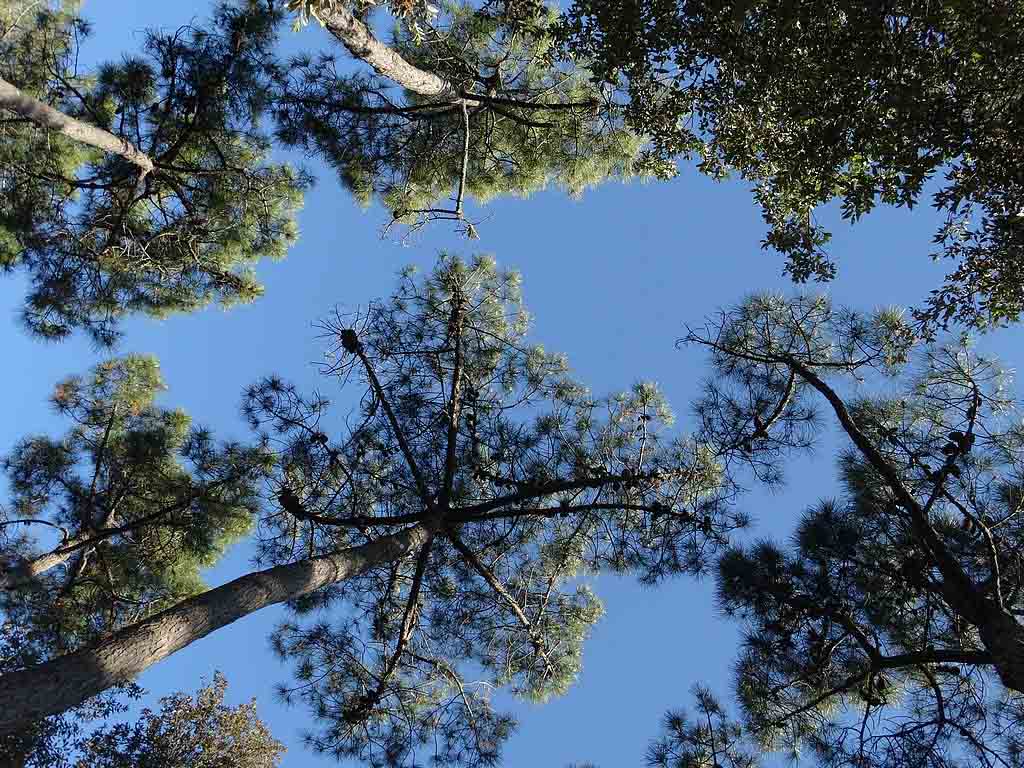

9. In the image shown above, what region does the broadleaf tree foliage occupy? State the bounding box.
[0,256,749,765]
[558,0,1024,331]
[0,666,283,767]
[647,295,1024,767]
[0,619,140,768]
[75,672,285,768]
[0,0,307,345]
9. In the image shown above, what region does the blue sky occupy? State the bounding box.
[3,2,1023,766]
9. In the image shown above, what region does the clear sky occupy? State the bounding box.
[3,3,1023,766]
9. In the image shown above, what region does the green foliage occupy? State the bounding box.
[559,0,1024,331]
[0,612,140,768]
[0,1,307,344]
[656,295,1024,767]
[74,673,285,768]
[646,685,756,768]
[240,255,742,766]
[274,1,656,236]
[1,355,270,648]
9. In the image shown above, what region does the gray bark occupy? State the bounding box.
[0,76,155,175]
[0,551,68,592]
[0,524,429,736]
[978,607,1024,694]
[320,6,459,99]
[0,532,95,592]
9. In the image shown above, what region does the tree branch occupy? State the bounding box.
[455,102,470,217]
[780,356,983,619]
[352,344,434,508]
[0,76,154,176]
[441,287,466,504]
[448,531,557,679]
[320,6,460,99]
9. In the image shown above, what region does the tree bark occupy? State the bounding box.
[0,76,155,176]
[320,6,459,99]
[782,358,1024,694]
[0,524,429,736]
[0,527,101,592]
[0,548,72,592]
[977,607,1024,694]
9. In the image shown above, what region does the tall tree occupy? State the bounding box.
[0,1,307,345]
[0,355,271,764]
[559,0,1024,332]
[0,256,747,766]
[0,355,269,649]
[273,0,668,238]
[648,295,1024,767]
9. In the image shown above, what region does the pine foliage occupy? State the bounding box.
[1,355,269,648]
[0,1,307,344]
[648,295,1024,768]
[241,255,744,766]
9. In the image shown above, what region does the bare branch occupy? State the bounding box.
[352,343,435,509]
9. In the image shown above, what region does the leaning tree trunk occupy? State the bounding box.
[0,76,154,175]
[320,6,459,99]
[0,524,429,736]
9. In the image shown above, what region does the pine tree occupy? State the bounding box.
[0,355,271,764]
[0,256,749,766]
[647,295,1024,767]
[0,356,269,642]
[0,1,307,345]
[559,0,1024,332]
[272,0,667,238]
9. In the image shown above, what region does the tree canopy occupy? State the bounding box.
[0,0,306,344]
[0,355,268,647]
[272,0,664,239]
[75,673,285,768]
[558,0,1024,331]
[249,255,742,764]
[0,667,284,768]
[4,0,1024,765]
[0,256,751,765]
[646,294,1024,768]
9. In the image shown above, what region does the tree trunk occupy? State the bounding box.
[320,6,458,99]
[978,607,1024,694]
[0,77,154,176]
[0,524,429,736]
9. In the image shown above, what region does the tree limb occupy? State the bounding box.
[0,76,154,176]
[320,5,461,99]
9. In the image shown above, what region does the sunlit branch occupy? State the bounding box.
[0,76,155,176]
[441,287,467,506]
[356,540,433,717]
